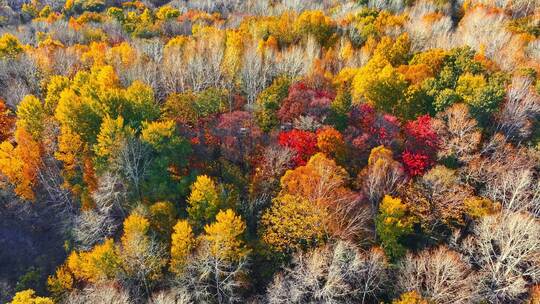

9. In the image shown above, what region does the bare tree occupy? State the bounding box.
[458,6,510,56]
[526,39,540,62]
[496,76,540,142]
[367,0,408,12]
[293,115,322,132]
[328,200,374,247]
[0,54,41,107]
[396,246,477,304]
[464,134,540,216]
[417,165,475,229]
[92,171,129,216]
[358,149,405,207]
[241,42,272,108]
[460,211,540,303]
[119,231,167,299]
[482,167,540,216]
[150,288,193,304]
[267,241,389,304]
[118,136,152,201]
[177,242,249,304]
[271,45,309,79]
[469,0,540,17]
[185,35,225,92]
[250,146,294,197]
[72,202,119,251]
[404,0,454,51]
[63,284,131,304]
[432,103,482,165]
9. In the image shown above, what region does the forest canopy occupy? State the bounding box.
[1,0,540,303]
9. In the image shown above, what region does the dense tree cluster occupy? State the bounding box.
[1,0,540,303]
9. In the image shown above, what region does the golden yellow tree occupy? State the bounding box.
[0,128,41,200]
[187,175,222,230]
[392,291,428,304]
[47,264,74,299]
[44,75,70,114]
[66,238,121,284]
[222,29,244,85]
[202,209,249,261]
[261,194,327,253]
[9,289,53,304]
[170,219,196,274]
[0,33,24,59]
[16,95,44,139]
[376,195,416,261]
[93,115,133,167]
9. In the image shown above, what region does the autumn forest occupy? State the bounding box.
[0,0,540,303]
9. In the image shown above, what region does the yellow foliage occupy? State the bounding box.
[367,145,394,166]
[203,209,249,261]
[54,126,84,192]
[392,291,428,304]
[64,0,74,11]
[121,213,150,249]
[165,35,189,50]
[81,42,108,67]
[0,128,41,201]
[379,195,414,228]
[37,36,64,49]
[66,238,120,283]
[170,219,195,274]
[464,196,500,219]
[373,33,411,66]
[107,42,136,67]
[187,175,221,227]
[351,55,408,113]
[156,5,180,20]
[0,33,24,59]
[141,120,176,148]
[47,265,74,298]
[93,64,119,89]
[376,195,416,260]
[44,75,70,114]
[94,115,133,161]
[222,30,244,82]
[333,67,359,86]
[16,95,44,139]
[410,48,448,75]
[9,289,54,304]
[456,73,486,104]
[261,194,327,253]
[373,11,407,34]
[397,64,433,85]
[294,10,336,46]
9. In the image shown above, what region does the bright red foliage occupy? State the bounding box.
[401,150,431,177]
[401,115,438,176]
[278,129,318,166]
[403,115,438,151]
